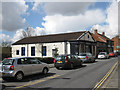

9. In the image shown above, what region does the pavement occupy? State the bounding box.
[102,56,119,89]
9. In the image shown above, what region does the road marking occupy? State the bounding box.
[12,74,61,90]
[92,61,118,90]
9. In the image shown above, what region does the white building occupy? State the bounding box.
[12,31,96,58]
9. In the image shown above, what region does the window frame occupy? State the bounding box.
[42,46,47,56]
[31,46,35,56]
[21,47,25,56]
[16,50,19,55]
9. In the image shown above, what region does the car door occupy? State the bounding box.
[17,58,32,76]
[29,58,43,74]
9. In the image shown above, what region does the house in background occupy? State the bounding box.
[112,35,120,53]
[91,29,114,55]
[12,31,96,58]
[0,47,11,60]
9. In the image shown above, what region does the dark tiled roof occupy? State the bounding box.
[12,31,86,45]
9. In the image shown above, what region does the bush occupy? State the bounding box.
[35,57,54,64]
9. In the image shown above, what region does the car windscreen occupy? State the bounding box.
[2,59,14,65]
[55,56,65,60]
[99,53,105,55]
[79,54,87,56]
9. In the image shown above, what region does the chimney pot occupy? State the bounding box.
[94,29,97,34]
[102,32,105,36]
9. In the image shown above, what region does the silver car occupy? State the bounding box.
[0,57,49,81]
[78,53,95,62]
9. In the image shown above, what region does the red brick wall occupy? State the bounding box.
[112,36,120,52]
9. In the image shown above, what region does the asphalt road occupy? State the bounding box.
[1,57,118,89]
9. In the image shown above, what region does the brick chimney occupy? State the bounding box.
[94,29,98,35]
[102,32,105,36]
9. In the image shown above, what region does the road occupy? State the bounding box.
[1,57,118,89]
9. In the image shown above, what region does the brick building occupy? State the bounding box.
[112,35,120,53]
[92,29,114,55]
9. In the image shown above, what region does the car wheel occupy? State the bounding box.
[42,68,48,74]
[15,72,24,81]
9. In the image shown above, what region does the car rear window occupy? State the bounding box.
[79,54,87,56]
[2,59,14,65]
[99,53,105,55]
[55,56,65,60]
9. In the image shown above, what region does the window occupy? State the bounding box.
[28,58,40,64]
[42,46,46,56]
[31,47,35,56]
[21,47,25,56]
[17,58,29,64]
[16,50,19,55]
[88,35,89,38]
[2,59,14,65]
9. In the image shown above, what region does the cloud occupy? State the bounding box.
[0,34,12,43]
[1,0,28,31]
[43,2,94,16]
[42,9,106,34]
[32,2,94,16]
[91,1,118,38]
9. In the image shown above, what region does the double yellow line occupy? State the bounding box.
[93,61,118,90]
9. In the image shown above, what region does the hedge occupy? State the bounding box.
[35,57,54,64]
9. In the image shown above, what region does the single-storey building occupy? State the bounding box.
[12,31,96,58]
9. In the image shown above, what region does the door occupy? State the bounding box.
[17,58,32,76]
[29,58,43,74]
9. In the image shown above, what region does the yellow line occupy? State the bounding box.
[102,64,118,88]
[96,63,118,88]
[12,74,61,89]
[92,61,118,90]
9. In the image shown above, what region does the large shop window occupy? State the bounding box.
[42,46,46,56]
[21,47,25,56]
[31,47,35,56]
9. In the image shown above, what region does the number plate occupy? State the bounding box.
[57,61,62,63]
[80,58,84,59]
[2,73,6,75]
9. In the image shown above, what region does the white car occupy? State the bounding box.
[98,52,109,59]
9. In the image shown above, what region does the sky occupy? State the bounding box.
[0,0,119,44]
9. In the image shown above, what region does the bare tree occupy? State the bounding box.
[21,27,34,38]
[0,41,11,47]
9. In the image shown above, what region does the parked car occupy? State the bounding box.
[98,52,109,59]
[0,57,49,81]
[54,54,82,69]
[78,53,95,63]
[109,52,116,57]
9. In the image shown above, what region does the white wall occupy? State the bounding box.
[12,42,71,58]
[80,32,94,42]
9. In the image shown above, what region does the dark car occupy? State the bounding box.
[54,54,82,69]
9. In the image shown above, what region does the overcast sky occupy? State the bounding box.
[0,0,118,43]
